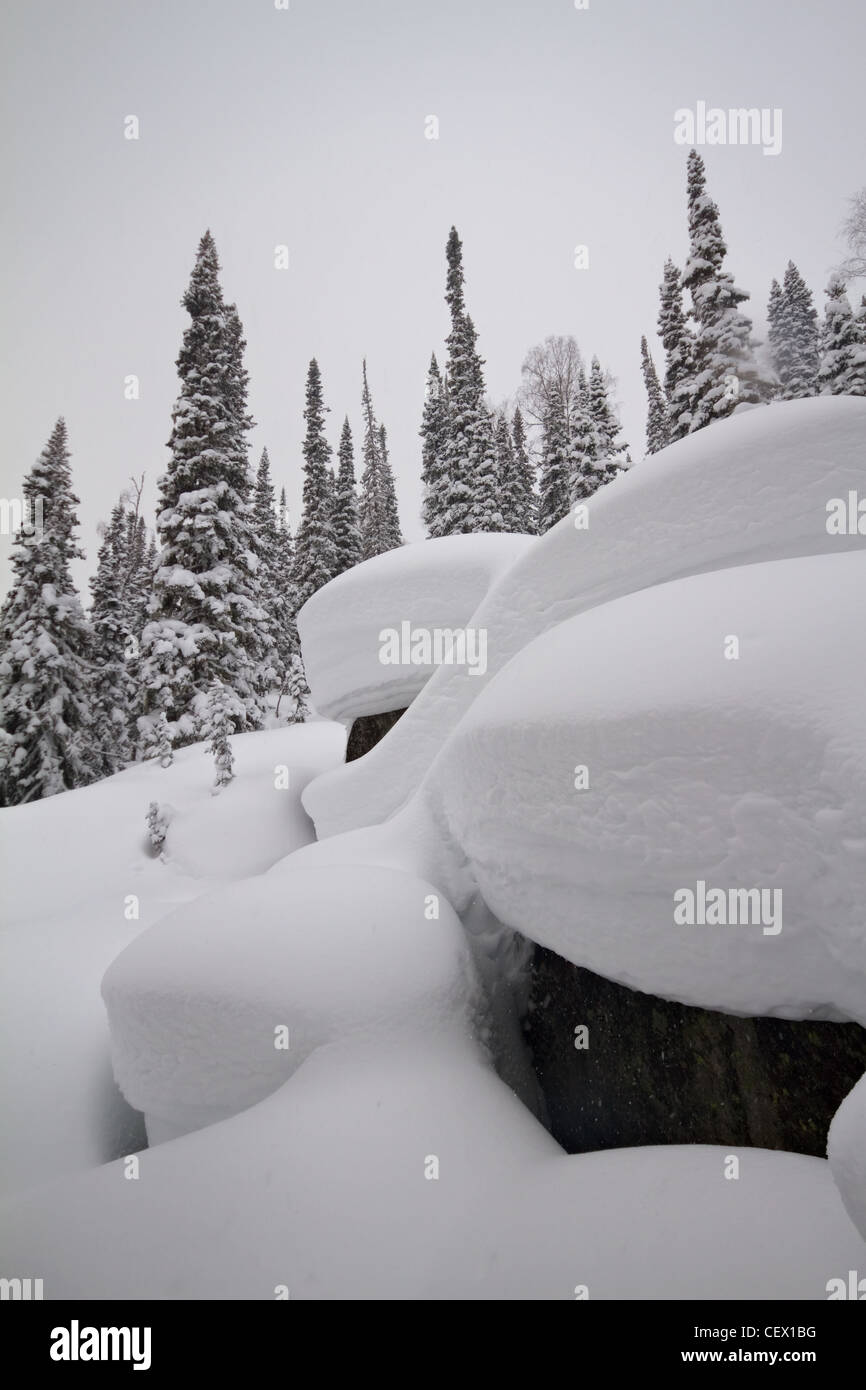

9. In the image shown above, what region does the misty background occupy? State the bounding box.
[2,0,863,595]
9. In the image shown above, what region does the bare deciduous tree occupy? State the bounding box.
[518,335,586,451]
[836,188,866,283]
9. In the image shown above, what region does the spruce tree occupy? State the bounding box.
[274,487,300,679]
[509,406,536,533]
[251,447,282,690]
[283,653,310,724]
[252,448,279,556]
[276,486,295,593]
[537,400,574,532]
[332,417,362,575]
[681,151,770,430]
[90,499,135,773]
[766,278,789,397]
[137,231,268,751]
[588,357,627,476]
[783,262,820,398]
[640,336,671,455]
[358,360,403,559]
[818,275,866,395]
[294,358,337,605]
[657,258,693,439]
[199,678,237,791]
[0,419,100,804]
[154,709,173,768]
[569,395,606,502]
[276,487,296,616]
[125,510,152,644]
[146,800,170,854]
[420,353,449,538]
[377,424,403,551]
[769,264,820,399]
[441,228,505,533]
[494,413,519,532]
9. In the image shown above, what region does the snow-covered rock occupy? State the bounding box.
[424,549,866,1020]
[304,397,866,838]
[297,532,533,722]
[828,1073,866,1242]
[102,864,478,1141]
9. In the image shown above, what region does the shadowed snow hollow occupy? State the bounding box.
[304,398,866,838]
[424,550,866,1021]
[296,532,533,722]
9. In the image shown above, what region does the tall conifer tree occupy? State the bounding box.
[657,258,693,439]
[0,419,100,804]
[358,360,403,559]
[420,353,449,538]
[294,358,337,605]
[818,275,866,395]
[332,417,362,575]
[681,151,770,430]
[441,228,504,533]
[640,336,671,455]
[138,231,268,748]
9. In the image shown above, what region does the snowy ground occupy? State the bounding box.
[4,1034,863,1299]
[2,398,865,1298]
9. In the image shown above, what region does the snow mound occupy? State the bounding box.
[2,1032,863,1298]
[304,397,866,838]
[102,864,477,1141]
[0,721,345,1197]
[425,550,866,1020]
[828,1073,866,1242]
[158,723,345,879]
[297,532,533,722]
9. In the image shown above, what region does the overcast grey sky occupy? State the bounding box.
[2,0,864,596]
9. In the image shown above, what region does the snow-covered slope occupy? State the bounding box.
[424,550,866,1020]
[0,722,345,1197]
[297,532,533,722]
[304,398,866,838]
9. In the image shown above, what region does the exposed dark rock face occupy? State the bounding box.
[525,942,866,1157]
[345,708,406,762]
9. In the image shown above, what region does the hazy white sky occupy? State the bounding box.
[2,0,864,596]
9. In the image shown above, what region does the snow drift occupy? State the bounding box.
[102,864,478,1142]
[2,1031,863,1299]
[0,722,345,1196]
